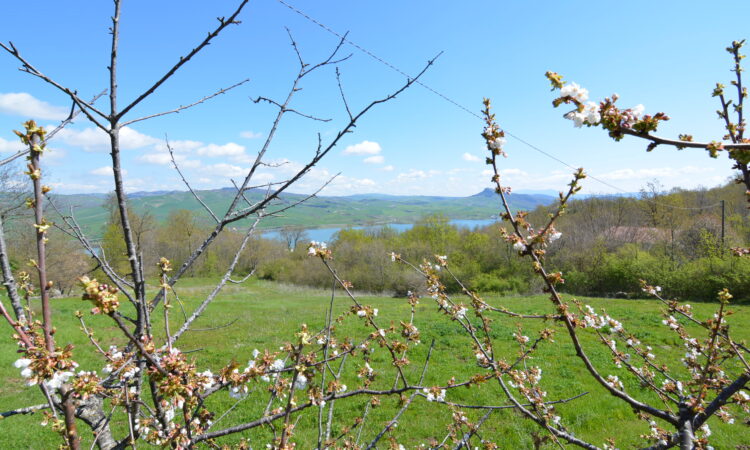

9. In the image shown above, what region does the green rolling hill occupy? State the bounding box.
[48,188,556,238]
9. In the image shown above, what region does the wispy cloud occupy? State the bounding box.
[196,142,245,157]
[0,92,68,120]
[0,136,21,153]
[55,126,160,152]
[363,155,384,164]
[240,130,263,139]
[462,152,481,162]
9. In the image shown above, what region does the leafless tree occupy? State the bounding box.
[0,2,469,448]
[1,2,748,448]
[278,226,310,251]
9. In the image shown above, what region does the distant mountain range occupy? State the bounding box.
[47,187,558,237]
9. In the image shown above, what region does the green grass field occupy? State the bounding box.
[1,278,748,448]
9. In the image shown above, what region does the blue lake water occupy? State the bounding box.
[262,218,498,243]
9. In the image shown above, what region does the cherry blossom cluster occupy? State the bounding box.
[307,240,332,259]
[78,276,121,314]
[546,72,670,141]
[13,343,78,391]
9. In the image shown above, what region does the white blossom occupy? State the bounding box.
[45,371,74,390]
[294,374,308,390]
[229,385,248,399]
[605,375,624,390]
[488,137,506,150]
[582,101,601,124]
[423,388,446,402]
[13,358,31,369]
[560,82,589,102]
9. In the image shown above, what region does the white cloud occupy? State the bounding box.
[342,140,381,155]
[501,168,528,176]
[363,155,384,164]
[598,166,708,181]
[0,136,22,153]
[91,166,117,176]
[462,152,481,162]
[196,142,245,157]
[55,126,160,151]
[240,130,263,139]
[154,139,203,153]
[0,93,68,120]
[202,163,248,178]
[139,150,200,168]
[43,147,66,163]
[396,169,428,182]
[181,159,202,168]
[48,181,103,193]
[381,165,394,171]
[139,152,172,165]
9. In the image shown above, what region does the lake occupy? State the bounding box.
[262,218,498,244]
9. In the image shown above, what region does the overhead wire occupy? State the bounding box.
[273,0,724,212]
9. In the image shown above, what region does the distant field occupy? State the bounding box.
[1,278,747,448]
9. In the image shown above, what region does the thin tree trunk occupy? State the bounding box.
[0,214,25,322]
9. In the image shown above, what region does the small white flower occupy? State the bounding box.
[513,241,526,251]
[488,137,506,150]
[294,374,308,390]
[423,388,446,402]
[565,110,586,127]
[229,385,248,399]
[45,371,74,390]
[631,104,645,118]
[549,231,562,242]
[560,82,589,102]
[605,375,623,390]
[13,358,31,369]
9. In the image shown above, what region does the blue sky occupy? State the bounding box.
[0,0,747,196]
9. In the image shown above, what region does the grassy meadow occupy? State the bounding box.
[1,278,748,448]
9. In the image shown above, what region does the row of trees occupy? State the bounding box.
[257,180,750,301]
[4,172,741,302]
[18,174,736,302]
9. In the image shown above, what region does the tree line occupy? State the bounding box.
[21,177,740,302]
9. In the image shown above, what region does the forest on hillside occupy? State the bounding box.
[7,179,747,302]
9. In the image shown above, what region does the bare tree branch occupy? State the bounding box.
[121,79,250,126]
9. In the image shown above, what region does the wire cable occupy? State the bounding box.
[273,0,724,211]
